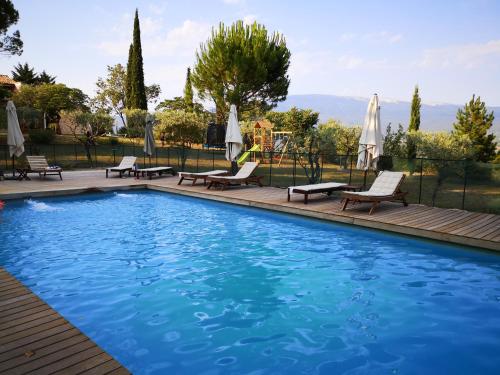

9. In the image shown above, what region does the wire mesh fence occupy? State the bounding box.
[1,143,499,214]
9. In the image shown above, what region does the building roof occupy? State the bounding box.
[0,75,17,86]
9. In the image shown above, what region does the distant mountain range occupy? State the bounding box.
[276,94,500,136]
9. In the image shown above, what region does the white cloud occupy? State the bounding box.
[417,40,500,69]
[337,55,364,69]
[242,14,257,25]
[148,3,167,15]
[222,0,245,4]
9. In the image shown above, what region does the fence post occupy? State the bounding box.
[461,159,468,210]
[155,148,158,167]
[112,149,116,165]
[53,144,56,164]
[196,149,200,172]
[320,154,324,183]
[269,151,273,186]
[418,158,423,204]
[212,150,215,170]
[94,146,97,167]
[167,148,170,166]
[293,152,296,186]
[74,144,77,162]
[348,155,353,184]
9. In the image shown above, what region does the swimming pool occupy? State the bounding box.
[1,191,499,374]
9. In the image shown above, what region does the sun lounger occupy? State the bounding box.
[341,171,408,214]
[288,182,362,204]
[135,166,176,180]
[105,156,136,178]
[206,162,263,190]
[26,156,63,180]
[178,170,228,185]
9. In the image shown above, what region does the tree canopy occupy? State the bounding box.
[184,67,194,112]
[12,62,37,84]
[453,95,497,162]
[265,107,318,136]
[407,85,421,160]
[0,0,23,56]
[192,20,291,123]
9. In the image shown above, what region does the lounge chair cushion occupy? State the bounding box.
[365,171,404,196]
[178,170,227,177]
[288,182,346,194]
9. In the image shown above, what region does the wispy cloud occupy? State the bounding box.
[417,40,500,69]
[339,31,403,44]
[242,14,257,25]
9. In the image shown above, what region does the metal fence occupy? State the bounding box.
[1,143,499,214]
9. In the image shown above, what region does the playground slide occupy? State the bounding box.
[238,144,260,165]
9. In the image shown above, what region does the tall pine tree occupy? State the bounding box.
[453,95,497,162]
[407,85,421,160]
[126,9,147,110]
[125,43,133,108]
[184,67,194,112]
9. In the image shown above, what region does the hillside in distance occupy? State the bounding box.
[276,94,500,135]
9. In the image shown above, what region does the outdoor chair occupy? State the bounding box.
[134,166,176,180]
[178,170,228,185]
[26,156,63,180]
[341,171,408,214]
[105,156,137,178]
[288,182,362,204]
[206,162,263,190]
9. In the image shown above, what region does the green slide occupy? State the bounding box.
[238,144,260,165]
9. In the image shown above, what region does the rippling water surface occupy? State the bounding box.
[1,191,499,374]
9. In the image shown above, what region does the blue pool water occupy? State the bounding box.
[1,191,499,374]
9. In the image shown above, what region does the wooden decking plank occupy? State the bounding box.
[459,217,500,237]
[8,339,96,375]
[0,300,45,320]
[0,294,34,309]
[0,307,55,332]
[0,323,74,355]
[0,303,50,323]
[0,317,68,349]
[437,212,485,232]
[408,210,462,229]
[79,358,122,375]
[27,346,104,375]
[107,367,131,375]
[475,223,500,239]
[0,280,22,291]
[450,214,499,235]
[0,334,88,373]
[51,352,115,375]
[483,230,500,241]
[416,211,474,231]
[0,313,61,342]
[0,327,80,363]
[390,208,447,226]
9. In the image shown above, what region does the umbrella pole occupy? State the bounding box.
[12,156,15,177]
[363,170,367,190]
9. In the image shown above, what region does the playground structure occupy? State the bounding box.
[237,120,292,166]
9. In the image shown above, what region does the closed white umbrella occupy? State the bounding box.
[357,94,383,170]
[225,105,243,174]
[6,100,25,158]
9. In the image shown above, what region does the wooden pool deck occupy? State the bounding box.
[0,170,499,373]
[0,269,130,375]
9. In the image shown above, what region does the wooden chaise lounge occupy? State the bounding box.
[206,162,263,190]
[341,171,408,215]
[178,170,228,185]
[135,166,176,179]
[106,156,136,178]
[288,182,362,204]
[26,156,63,180]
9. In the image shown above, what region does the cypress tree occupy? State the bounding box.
[129,9,147,109]
[125,43,134,109]
[184,67,194,112]
[453,95,497,162]
[407,85,421,160]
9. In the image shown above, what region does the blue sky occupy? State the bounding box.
[1,0,499,106]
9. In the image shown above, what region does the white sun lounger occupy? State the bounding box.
[206,162,263,190]
[287,182,362,204]
[178,170,228,185]
[105,156,136,178]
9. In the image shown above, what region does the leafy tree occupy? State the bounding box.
[453,95,497,162]
[37,70,56,84]
[408,131,474,206]
[145,83,161,106]
[11,62,37,84]
[0,0,23,56]
[155,110,206,170]
[156,96,208,115]
[93,64,127,126]
[93,64,160,127]
[192,20,291,123]
[126,9,147,109]
[265,107,318,136]
[318,119,361,156]
[384,123,407,158]
[14,83,88,129]
[184,67,194,112]
[122,108,148,138]
[407,85,421,160]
